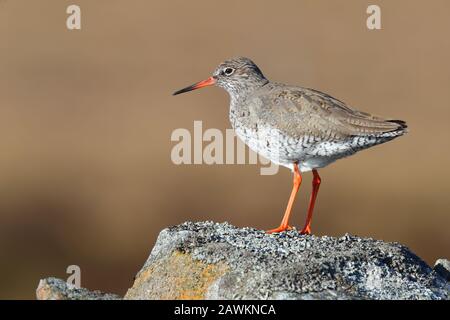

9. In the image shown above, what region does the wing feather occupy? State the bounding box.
[258,85,407,139]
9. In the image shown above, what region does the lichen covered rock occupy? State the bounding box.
[124,221,449,300]
[37,221,449,300]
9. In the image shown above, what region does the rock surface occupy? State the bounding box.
[37,221,450,300]
[36,277,121,300]
[434,259,450,281]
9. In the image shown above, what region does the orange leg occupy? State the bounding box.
[300,169,321,235]
[266,164,302,233]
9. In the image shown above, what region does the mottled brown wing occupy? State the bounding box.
[259,85,406,140]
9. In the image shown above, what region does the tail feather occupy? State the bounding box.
[378,119,408,138]
[387,119,408,131]
[349,119,408,152]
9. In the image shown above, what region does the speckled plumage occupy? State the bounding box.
[212,57,407,172]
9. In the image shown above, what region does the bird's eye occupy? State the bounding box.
[223,67,234,76]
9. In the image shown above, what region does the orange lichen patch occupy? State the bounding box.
[125,250,228,300]
[177,262,227,299]
[36,280,65,300]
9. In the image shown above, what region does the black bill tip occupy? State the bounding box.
[173,85,196,96]
[172,77,216,96]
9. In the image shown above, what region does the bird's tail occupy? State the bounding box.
[380,119,408,138]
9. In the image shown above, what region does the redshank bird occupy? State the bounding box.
[173,57,407,234]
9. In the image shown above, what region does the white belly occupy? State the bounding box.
[234,125,357,173]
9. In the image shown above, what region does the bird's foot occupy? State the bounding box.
[299,226,311,235]
[266,225,293,234]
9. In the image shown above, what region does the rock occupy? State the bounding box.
[125,221,448,300]
[434,259,450,281]
[37,221,450,300]
[36,277,121,300]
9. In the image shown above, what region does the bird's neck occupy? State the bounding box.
[226,79,269,102]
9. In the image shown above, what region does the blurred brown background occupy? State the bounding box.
[0,0,449,299]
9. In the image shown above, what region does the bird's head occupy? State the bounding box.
[173,57,268,97]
